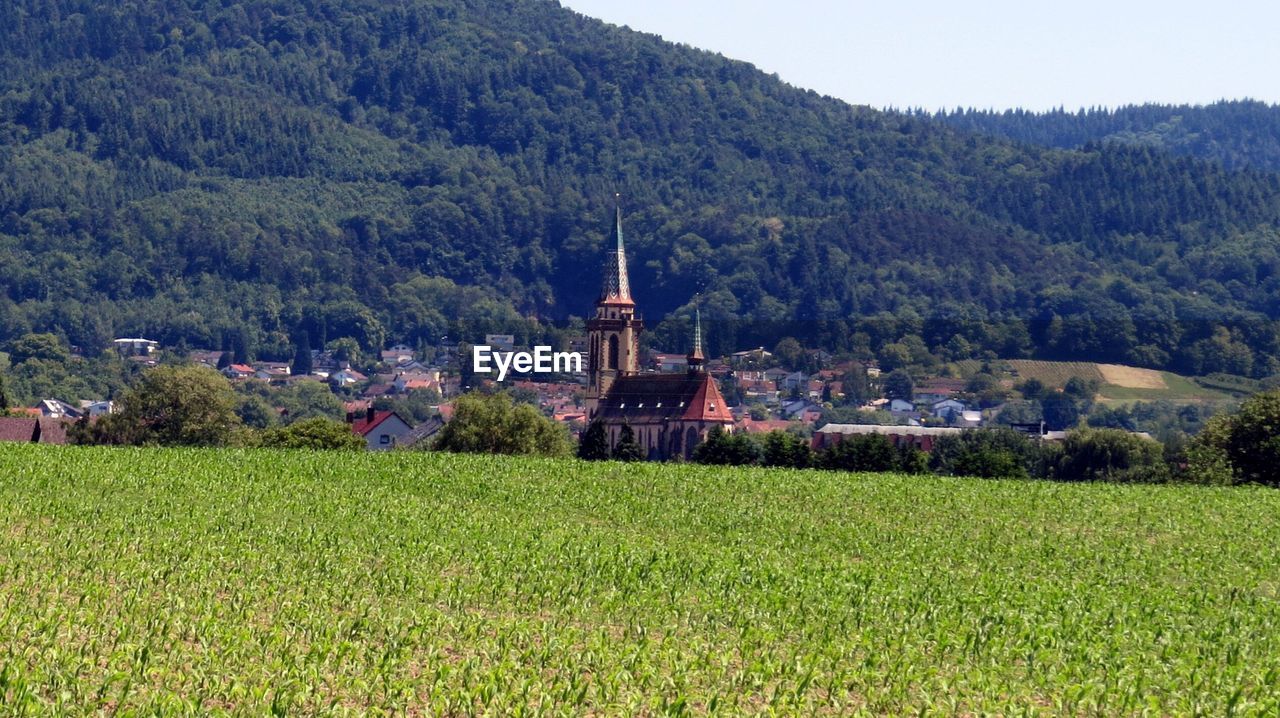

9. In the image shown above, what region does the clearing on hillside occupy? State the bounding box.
[1,446,1278,715]
[1096,363,1168,389]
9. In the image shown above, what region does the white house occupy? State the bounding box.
[350,409,414,450]
[113,338,159,357]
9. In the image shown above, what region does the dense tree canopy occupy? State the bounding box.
[3,1,1280,381]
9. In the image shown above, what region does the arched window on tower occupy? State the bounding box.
[608,335,619,371]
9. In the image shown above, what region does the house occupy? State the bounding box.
[0,417,69,445]
[253,362,292,381]
[913,378,968,404]
[730,348,772,366]
[38,399,82,420]
[113,338,158,357]
[401,417,445,449]
[188,350,226,368]
[812,424,964,453]
[78,400,115,417]
[348,408,413,450]
[763,367,790,385]
[652,353,689,373]
[780,371,809,392]
[222,364,255,380]
[380,344,415,366]
[735,418,796,435]
[958,410,983,428]
[484,334,516,351]
[330,368,367,387]
[393,371,440,393]
[888,399,915,413]
[932,398,968,423]
[780,399,822,423]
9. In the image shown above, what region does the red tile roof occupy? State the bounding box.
[0,418,37,443]
[350,410,407,437]
[36,418,68,445]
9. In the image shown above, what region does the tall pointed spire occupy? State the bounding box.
[615,199,625,252]
[598,194,633,305]
[687,306,705,372]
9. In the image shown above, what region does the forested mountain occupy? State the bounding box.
[933,101,1280,173]
[3,1,1280,377]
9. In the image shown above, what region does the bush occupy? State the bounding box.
[1051,428,1169,483]
[818,433,898,472]
[692,426,763,466]
[761,431,812,469]
[930,427,1042,479]
[74,365,241,446]
[432,392,571,457]
[1186,391,1280,486]
[258,418,366,451]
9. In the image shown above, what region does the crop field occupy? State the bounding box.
[2,445,1279,715]
[956,359,1236,404]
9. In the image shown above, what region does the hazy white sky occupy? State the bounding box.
[560,0,1280,111]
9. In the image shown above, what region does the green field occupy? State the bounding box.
[2,446,1279,715]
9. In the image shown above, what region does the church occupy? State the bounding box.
[584,204,735,460]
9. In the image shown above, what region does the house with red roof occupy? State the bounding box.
[348,408,413,450]
[0,417,69,445]
[221,364,255,381]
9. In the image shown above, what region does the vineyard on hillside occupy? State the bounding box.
[1,446,1278,715]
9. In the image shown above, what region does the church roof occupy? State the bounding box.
[596,372,734,424]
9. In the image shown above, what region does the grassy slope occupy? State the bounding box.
[1,445,1278,715]
[954,359,1237,404]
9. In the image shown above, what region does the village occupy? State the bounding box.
[1,327,1032,454]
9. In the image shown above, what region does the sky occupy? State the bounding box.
[560,0,1280,111]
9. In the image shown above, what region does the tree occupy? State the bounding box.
[692,426,762,466]
[1051,428,1168,482]
[0,372,7,411]
[612,423,645,461]
[291,332,313,377]
[325,337,364,368]
[1187,391,1280,486]
[762,430,812,468]
[1017,378,1048,401]
[258,418,366,450]
[840,366,872,406]
[7,333,70,365]
[577,420,611,460]
[818,433,898,472]
[235,394,278,430]
[101,365,242,446]
[773,337,804,370]
[432,392,571,457]
[1041,393,1080,431]
[276,381,344,424]
[883,369,914,402]
[930,427,1042,479]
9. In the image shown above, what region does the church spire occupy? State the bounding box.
[687,307,705,373]
[598,194,633,305]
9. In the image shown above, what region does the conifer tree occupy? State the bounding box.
[612,423,645,462]
[577,420,611,460]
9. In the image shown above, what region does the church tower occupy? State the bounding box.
[585,198,643,418]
